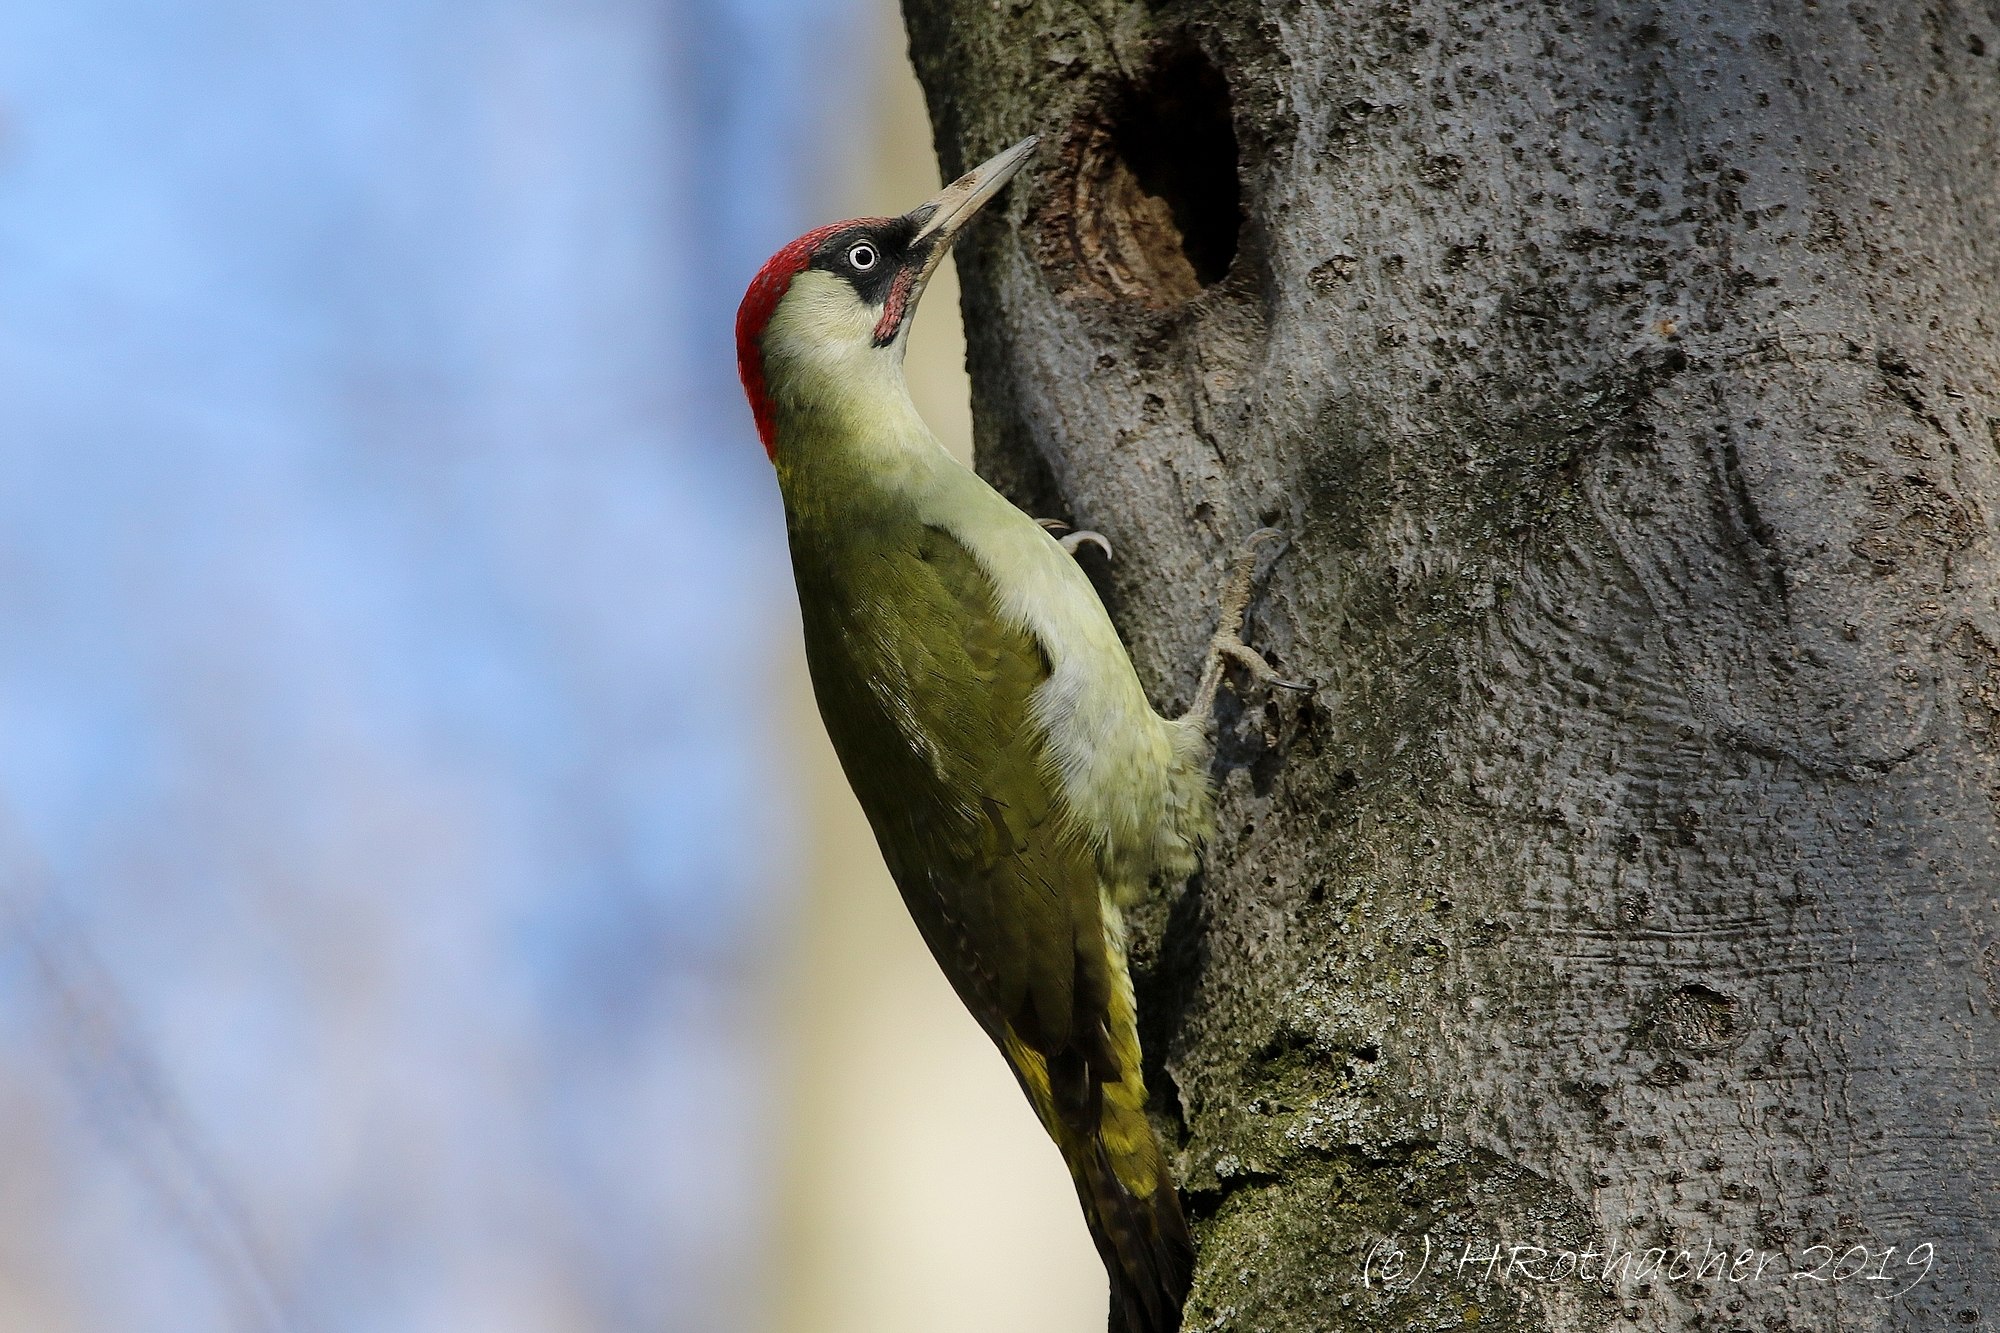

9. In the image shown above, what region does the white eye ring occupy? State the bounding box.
[847,242,879,271]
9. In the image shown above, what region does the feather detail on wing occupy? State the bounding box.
[794,521,1192,1331]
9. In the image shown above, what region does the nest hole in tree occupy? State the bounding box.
[1058,43,1243,306]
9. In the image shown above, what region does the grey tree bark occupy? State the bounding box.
[900,2,2000,1330]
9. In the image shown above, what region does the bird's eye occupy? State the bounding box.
[847,242,879,271]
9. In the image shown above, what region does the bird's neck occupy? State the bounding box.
[769,359,956,527]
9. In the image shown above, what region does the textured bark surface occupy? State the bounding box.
[902,2,2000,1330]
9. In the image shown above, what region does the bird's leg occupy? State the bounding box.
[1185,528,1308,729]
[1037,517,1114,561]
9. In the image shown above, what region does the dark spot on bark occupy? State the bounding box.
[1417,150,1464,188]
[1327,96,1400,145]
[1442,235,1489,270]
[1807,206,1848,251]
[1560,1076,1614,1122]
[1247,1020,1329,1073]
[1759,1215,1796,1249]
[1659,983,1742,1054]
[1853,474,1975,570]
[1307,254,1356,290]
[1563,226,1617,253]
[1877,347,1951,434]
[1714,437,1793,608]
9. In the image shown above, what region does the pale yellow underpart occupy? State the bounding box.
[765,266,1211,1213]
[763,269,1215,901]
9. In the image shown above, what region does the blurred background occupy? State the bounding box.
[0,1,1101,1330]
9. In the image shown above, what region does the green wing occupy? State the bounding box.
[795,520,1113,1072]
[792,515,1192,1330]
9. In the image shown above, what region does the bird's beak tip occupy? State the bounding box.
[909,133,1043,248]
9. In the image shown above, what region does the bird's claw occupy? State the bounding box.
[1188,528,1308,725]
[1060,530,1113,560]
[1038,518,1113,562]
[1219,638,1310,692]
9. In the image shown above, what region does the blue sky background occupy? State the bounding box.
[0,1,866,1328]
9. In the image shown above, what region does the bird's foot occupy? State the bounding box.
[1187,529,1308,728]
[1063,530,1113,559]
[1038,518,1114,561]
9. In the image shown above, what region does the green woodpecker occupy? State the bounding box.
[737,136,1292,1333]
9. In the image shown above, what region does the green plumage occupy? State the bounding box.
[794,517,1099,1056]
[770,344,1203,1332]
[743,149,1248,1323]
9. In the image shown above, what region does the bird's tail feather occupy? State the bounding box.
[1000,1031,1194,1332]
[1069,1127,1194,1333]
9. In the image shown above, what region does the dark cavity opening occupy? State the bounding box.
[1065,43,1242,305]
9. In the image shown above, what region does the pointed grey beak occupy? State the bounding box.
[866,135,1038,348]
[906,135,1039,287]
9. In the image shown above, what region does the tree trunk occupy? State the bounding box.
[899,3,2000,1329]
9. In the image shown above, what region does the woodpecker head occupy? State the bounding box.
[736,136,1039,457]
